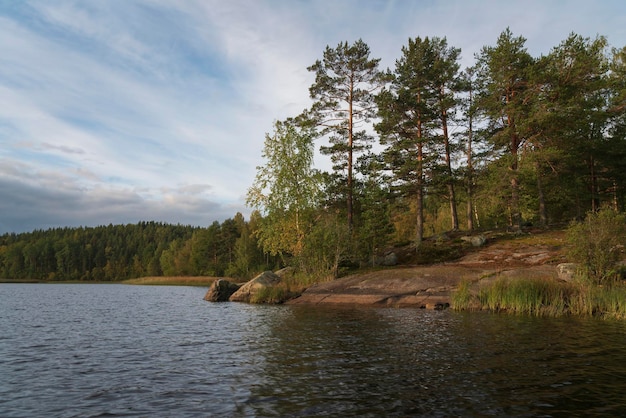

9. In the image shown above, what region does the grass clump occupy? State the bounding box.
[451,279,477,310]
[250,270,326,304]
[123,276,219,286]
[453,277,626,319]
[477,277,572,317]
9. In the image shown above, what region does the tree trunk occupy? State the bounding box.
[466,77,475,231]
[416,96,424,248]
[509,117,522,230]
[589,155,598,212]
[510,172,521,229]
[536,161,547,227]
[416,141,424,248]
[440,100,458,231]
[347,82,354,232]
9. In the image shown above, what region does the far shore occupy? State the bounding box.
[0,276,221,286]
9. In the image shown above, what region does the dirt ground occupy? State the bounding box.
[287,229,568,308]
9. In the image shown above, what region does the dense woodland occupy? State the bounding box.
[2,29,626,281]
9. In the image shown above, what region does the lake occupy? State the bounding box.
[2,283,626,417]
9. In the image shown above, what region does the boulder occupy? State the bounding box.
[372,252,399,267]
[204,279,241,302]
[229,271,282,303]
[557,263,578,282]
[461,235,487,247]
[382,252,398,266]
[274,266,295,278]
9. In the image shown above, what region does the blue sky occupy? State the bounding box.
[1,0,625,233]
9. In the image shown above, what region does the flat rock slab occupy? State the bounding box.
[287,264,558,308]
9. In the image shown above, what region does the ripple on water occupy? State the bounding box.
[3,285,626,416]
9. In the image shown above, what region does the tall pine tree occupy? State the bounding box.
[305,39,387,232]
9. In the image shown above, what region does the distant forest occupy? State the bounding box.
[2,29,625,281]
[0,217,277,281]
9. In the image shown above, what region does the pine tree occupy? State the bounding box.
[376,37,439,246]
[475,28,535,229]
[305,39,387,232]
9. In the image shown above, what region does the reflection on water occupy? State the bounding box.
[2,284,626,417]
[249,307,626,417]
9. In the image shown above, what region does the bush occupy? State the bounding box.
[566,208,626,285]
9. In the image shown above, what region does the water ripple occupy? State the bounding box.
[3,284,626,416]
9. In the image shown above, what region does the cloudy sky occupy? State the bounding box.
[1,0,624,234]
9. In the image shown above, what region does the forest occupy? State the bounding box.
[1,29,625,282]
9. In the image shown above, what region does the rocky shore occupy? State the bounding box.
[206,229,568,309]
[290,230,567,308]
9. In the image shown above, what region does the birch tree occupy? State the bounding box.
[246,120,319,260]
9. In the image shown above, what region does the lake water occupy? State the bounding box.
[2,284,626,417]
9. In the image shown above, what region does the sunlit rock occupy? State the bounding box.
[556,263,578,282]
[229,271,281,303]
[461,235,487,247]
[204,279,241,302]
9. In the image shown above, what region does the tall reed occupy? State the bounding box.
[453,277,626,319]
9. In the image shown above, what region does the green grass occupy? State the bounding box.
[249,271,327,304]
[122,276,220,286]
[453,277,626,319]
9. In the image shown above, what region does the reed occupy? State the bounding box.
[451,279,478,310]
[453,277,626,319]
[122,276,219,286]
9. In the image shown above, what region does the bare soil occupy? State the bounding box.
[287,228,568,308]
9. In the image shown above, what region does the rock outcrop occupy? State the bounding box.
[289,230,568,308]
[229,271,282,303]
[556,263,578,282]
[204,279,241,302]
[461,235,487,247]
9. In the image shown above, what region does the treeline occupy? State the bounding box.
[2,29,626,282]
[247,29,626,277]
[0,217,277,281]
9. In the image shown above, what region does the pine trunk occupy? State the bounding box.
[440,97,458,231]
[535,162,547,227]
[347,81,354,232]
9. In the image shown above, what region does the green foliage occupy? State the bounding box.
[298,211,351,280]
[5,30,626,288]
[0,216,275,282]
[250,286,291,304]
[247,119,320,259]
[305,39,388,230]
[0,222,196,281]
[354,153,394,265]
[566,208,626,284]
[474,28,535,229]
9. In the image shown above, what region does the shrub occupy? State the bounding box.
[566,208,626,285]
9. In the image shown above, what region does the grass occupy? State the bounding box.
[122,276,222,286]
[250,271,333,304]
[453,277,626,319]
[1,276,224,286]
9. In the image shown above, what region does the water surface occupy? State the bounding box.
[2,284,626,416]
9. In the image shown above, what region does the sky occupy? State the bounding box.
[1,0,625,234]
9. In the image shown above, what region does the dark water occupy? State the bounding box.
[2,285,626,417]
